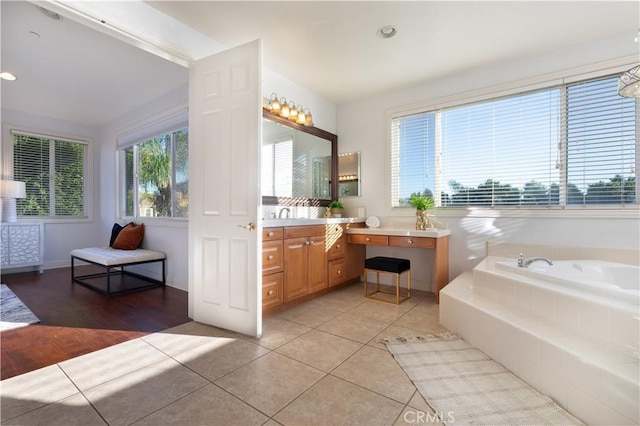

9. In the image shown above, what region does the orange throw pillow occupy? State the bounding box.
[112,223,144,250]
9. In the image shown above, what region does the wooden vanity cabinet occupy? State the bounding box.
[262,222,365,314]
[283,225,327,302]
[326,223,365,287]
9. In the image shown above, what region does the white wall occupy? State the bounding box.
[1,108,104,268]
[337,33,640,292]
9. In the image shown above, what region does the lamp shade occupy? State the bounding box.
[618,65,640,98]
[0,180,26,198]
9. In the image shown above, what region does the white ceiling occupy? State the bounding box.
[1,1,638,127]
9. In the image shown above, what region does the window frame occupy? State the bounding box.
[2,124,93,223]
[116,103,189,223]
[386,62,640,219]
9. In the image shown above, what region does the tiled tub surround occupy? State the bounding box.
[440,242,640,425]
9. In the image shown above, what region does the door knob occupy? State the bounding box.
[238,222,256,231]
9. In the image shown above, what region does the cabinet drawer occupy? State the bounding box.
[262,272,283,309]
[284,225,325,239]
[328,235,346,260]
[263,227,283,241]
[328,259,346,287]
[262,240,283,274]
[347,234,389,246]
[389,236,435,249]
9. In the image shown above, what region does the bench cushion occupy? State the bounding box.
[365,256,410,273]
[71,247,165,266]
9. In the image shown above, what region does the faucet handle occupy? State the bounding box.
[517,253,524,267]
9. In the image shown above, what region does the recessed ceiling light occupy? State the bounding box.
[377,25,397,39]
[36,5,62,21]
[0,72,17,81]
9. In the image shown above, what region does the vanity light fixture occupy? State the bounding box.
[263,93,314,126]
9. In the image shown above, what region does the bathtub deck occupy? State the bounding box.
[440,258,639,426]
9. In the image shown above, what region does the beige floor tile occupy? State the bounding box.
[172,336,270,381]
[142,321,234,356]
[232,316,311,349]
[407,390,432,412]
[275,329,363,372]
[2,392,106,426]
[276,302,343,328]
[1,365,79,421]
[273,375,404,426]
[133,384,268,425]
[83,358,208,425]
[393,305,449,335]
[347,298,416,323]
[59,338,169,391]
[215,351,324,416]
[317,311,391,344]
[307,286,367,312]
[331,345,416,404]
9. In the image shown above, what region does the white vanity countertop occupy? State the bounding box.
[263,217,366,227]
[346,228,451,238]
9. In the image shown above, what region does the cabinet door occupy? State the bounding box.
[283,237,308,302]
[307,236,327,294]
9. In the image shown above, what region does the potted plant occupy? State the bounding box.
[328,200,344,217]
[408,194,434,230]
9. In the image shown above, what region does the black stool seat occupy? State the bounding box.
[365,257,410,274]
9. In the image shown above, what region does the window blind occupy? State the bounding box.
[11,130,87,217]
[391,74,637,208]
[440,88,560,206]
[565,77,636,205]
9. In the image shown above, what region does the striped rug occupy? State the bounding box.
[383,333,582,425]
[1,284,40,332]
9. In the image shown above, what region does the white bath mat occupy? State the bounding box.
[1,284,40,332]
[383,333,582,425]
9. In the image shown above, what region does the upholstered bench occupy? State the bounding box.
[364,256,411,304]
[70,247,166,296]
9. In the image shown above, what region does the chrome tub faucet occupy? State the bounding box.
[518,253,553,268]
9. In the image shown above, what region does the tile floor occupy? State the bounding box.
[1,283,450,425]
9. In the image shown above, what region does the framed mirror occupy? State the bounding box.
[262,112,337,206]
[338,152,360,196]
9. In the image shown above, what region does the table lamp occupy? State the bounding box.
[1,180,26,222]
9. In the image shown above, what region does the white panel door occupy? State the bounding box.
[189,40,262,337]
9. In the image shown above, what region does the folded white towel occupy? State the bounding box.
[365,216,380,228]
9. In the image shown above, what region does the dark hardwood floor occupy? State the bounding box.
[1,266,190,380]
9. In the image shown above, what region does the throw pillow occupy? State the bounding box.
[109,223,125,247]
[112,223,145,250]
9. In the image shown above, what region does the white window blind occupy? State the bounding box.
[11,130,87,217]
[391,112,436,206]
[262,138,293,197]
[391,74,637,208]
[565,77,636,205]
[440,88,560,206]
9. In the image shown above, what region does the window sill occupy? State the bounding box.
[389,206,640,220]
[121,217,188,228]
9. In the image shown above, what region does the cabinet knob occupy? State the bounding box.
[267,290,274,296]
[268,231,274,237]
[336,244,341,249]
[267,255,274,260]
[408,239,413,244]
[365,237,370,242]
[337,270,341,275]
[306,240,311,245]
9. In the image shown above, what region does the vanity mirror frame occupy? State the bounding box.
[262,111,338,207]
